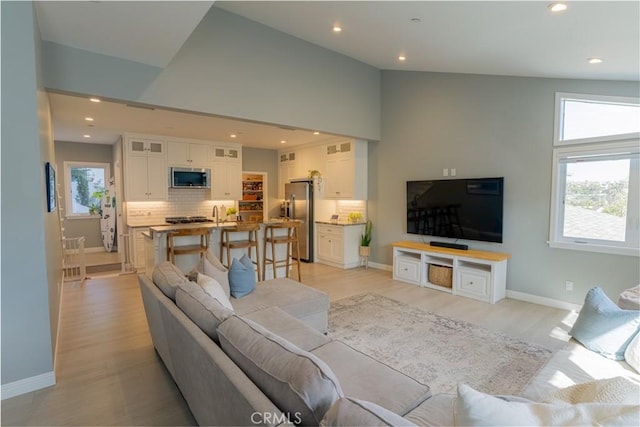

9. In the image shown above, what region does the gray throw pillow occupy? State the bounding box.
[175,281,234,343]
[217,315,344,425]
[152,261,187,300]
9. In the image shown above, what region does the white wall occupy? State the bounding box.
[41,6,381,142]
[1,1,60,395]
[374,71,640,305]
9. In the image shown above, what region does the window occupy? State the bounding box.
[550,93,640,256]
[64,161,110,218]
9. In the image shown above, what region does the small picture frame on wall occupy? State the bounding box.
[46,162,56,212]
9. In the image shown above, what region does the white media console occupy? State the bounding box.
[392,241,510,304]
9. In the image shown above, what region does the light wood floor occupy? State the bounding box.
[2,263,574,426]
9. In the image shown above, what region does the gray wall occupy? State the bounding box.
[1,1,61,387]
[373,71,640,305]
[42,6,381,142]
[242,147,280,219]
[55,141,114,248]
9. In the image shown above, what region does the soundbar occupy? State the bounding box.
[429,241,469,250]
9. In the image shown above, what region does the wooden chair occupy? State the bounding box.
[220,222,261,281]
[166,227,210,264]
[262,221,301,281]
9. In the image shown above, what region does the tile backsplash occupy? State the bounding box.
[335,200,367,221]
[126,189,235,226]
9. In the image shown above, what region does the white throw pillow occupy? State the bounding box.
[200,253,231,299]
[625,332,640,374]
[454,384,640,426]
[197,273,233,311]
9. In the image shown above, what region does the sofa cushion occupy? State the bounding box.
[197,273,233,310]
[200,252,231,299]
[542,376,640,406]
[404,394,456,427]
[454,383,640,426]
[570,287,640,360]
[229,255,257,298]
[217,315,343,425]
[320,397,415,427]
[232,278,330,332]
[175,281,234,343]
[243,306,331,352]
[152,261,187,300]
[311,340,431,416]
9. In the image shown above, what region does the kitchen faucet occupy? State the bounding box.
[212,205,219,224]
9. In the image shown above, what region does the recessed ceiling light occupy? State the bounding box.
[280,140,287,144]
[83,134,91,138]
[548,3,567,12]
[230,134,237,138]
[313,131,320,135]
[587,57,603,64]
[333,25,342,33]
[85,117,94,122]
[89,97,101,103]
[398,55,407,62]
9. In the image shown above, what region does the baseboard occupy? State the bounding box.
[367,261,390,271]
[1,371,56,400]
[506,290,582,312]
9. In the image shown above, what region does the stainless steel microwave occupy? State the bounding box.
[170,167,211,188]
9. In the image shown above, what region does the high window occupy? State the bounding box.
[64,161,110,218]
[549,93,639,256]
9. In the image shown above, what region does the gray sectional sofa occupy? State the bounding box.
[140,262,640,426]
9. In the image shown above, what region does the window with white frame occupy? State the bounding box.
[549,93,640,256]
[64,161,111,218]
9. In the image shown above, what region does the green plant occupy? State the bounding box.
[308,169,322,179]
[226,207,238,216]
[360,220,372,247]
[348,212,363,223]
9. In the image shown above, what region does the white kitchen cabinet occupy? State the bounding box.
[124,137,168,201]
[167,141,210,167]
[316,223,364,269]
[323,140,368,199]
[131,227,150,271]
[278,151,298,198]
[211,144,242,200]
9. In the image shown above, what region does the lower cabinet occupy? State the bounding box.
[131,227,149,271]
[392,241,510,304]
[316,223,364,269]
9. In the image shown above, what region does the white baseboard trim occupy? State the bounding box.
[506,290,582,312]
[2,371,56,400]
[367,261,391,271]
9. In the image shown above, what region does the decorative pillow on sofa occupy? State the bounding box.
[228,255,256,298]
[217,315,344,425]
[175,281,233,343]
[569,287,640,360]
[625,332,640,373]
[152,261,187,300]
[320,397,415,427]
[618,285,640,310]
[453,384,640,426]
[196,273,233,310]
[199,252,231,298]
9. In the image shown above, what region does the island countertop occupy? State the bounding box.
[315,220,367,227]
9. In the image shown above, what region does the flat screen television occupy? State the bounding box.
[406,177,504,243]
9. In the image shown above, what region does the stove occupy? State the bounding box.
[165,216,213,224]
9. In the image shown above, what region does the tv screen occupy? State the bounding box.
[406,177,504,243]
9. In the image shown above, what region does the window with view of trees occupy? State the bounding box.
[550,93,639,256]
[64,162,110,217]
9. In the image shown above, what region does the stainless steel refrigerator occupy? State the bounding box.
[284,180,313,262]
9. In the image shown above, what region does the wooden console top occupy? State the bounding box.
[392,241,511,262]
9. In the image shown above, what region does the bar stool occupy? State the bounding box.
[262,221,301,281]
[167,227,210,264]
[220,222,262,281]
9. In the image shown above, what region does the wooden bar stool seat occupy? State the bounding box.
[167,227,210,264]
[220,222,261,281]
[262,221,301,281]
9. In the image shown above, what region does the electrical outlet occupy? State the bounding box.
[451,168,457,176]
[443,168,449,177]
[565,281,574,291]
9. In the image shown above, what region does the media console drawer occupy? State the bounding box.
[457,268,490,302]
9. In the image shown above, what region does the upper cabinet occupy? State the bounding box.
[278,151,299,198]
[167,141,210,167]
[124,137,168,201]
[211,144,242,200]
[323,139,368,200]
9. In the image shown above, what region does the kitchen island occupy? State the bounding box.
[144,219,298,280]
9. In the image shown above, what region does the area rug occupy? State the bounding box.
[328,293,554,395]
